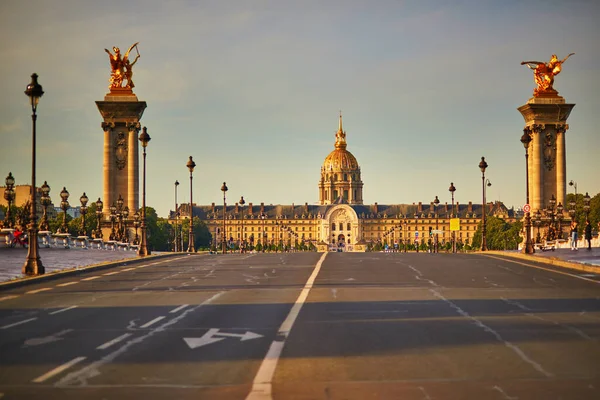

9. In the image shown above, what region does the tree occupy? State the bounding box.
[471,216,523,250]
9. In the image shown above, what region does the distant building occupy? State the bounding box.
[1,184,57,221]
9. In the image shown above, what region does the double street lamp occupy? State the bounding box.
[479,157,489,251]
[3,172,15,229]
[449,182,456,253]
[58,187,70,234]
[239,195,245,253]
[138,127,151,256]
[221,182,228,254]
[22,73,44,275]
[433,195,440,253]
[79,192,89,237]
[186,156,196,253]
[39,181,51,232]
[583,192,591,220]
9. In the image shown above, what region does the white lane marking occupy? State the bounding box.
[56,291,225,387]
[49,305,78,315]
[103,271,121,276]
[26,288,53,294]
[32,356,86,383]
[56,282,78,287]
[0,317,38,330]
[431,288,552,378]
[169,304,189,314]
[122,267,136,271]
[485,255,600,284]
[140,316,165,328]
[81,276,100,281]
[247,252,328,400]
[96,333,132,350]
[0,295,19,302]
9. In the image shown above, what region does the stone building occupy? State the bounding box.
[174,115,513,251]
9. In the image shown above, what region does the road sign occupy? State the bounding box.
[415,232,419,238]
[523,204,531,213]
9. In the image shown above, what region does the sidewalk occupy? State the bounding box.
[487,247,600,274]
[0,247,140,283]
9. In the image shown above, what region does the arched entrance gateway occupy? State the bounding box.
[322,204,359,252]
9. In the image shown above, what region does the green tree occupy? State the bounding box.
[471,216,523,250]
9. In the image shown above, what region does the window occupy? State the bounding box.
[331,223,336,231]
[347,222,351,231]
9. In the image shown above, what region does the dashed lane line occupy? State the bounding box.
[49,305,78,315]
[122,267,136,271]
[56,281,78,287]
[96,333,132,350]
[32,356,86,383]
[103,271,121,276]
[140,316,165,328]
[25,288,53,294]
[81,276,100,281]
[0,295,19,302]
[0,317,38,330]
[169,304,189,313]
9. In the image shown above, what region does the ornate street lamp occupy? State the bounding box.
[520,130,534,253]
[239,195,245,253]
[116,194,124,242]
[133,210,140,245]
[186,156,196,252]
[479,157,489,251]
[556,201,564,240]
[545,195,558,241]
[109,202,117,240]
[260,212,266,252]
[533,209,542,244]
[22,73,45,275]
[449,182,456,253]
[39,181,51,231]
[94,198,103,239]
[583,192,591,220]
[58,187,70,234]
[433,195,440,253]
[3,172,16,229]
[79,192,89,237]
[174,180,179,252]
[221,182,228,254]
[122,206,129,242]
[138,127,151,256]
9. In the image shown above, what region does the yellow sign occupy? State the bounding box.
[450,218,460,231]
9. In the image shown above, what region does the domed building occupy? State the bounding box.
[318,114,363,205]
[178,115,514,252]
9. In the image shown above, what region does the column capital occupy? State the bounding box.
[127,122,141,133]
[102,121,116,132]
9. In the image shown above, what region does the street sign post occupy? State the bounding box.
[523,204,531,213]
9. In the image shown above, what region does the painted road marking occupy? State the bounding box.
[32,356,86,383]
[97,333,132,350]
[0,295,19,302]
[23,329,73,347]
[25,288,52,294]
[103,271,121,276]
[81,276,100,281]
[247,252,328,400]
[184,328,263,349]
[122,267,136,271]
[56,282,78,287]
[486,255,600,284]
[0,317,38,330]
[169,304,189,314]
[49,305,78,315]
[140,316,165,328]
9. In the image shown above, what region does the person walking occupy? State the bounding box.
[584,220,592,250]
[570,220,578,250]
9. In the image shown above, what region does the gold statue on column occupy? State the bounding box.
[104,42,140,91]
[521,53,574,97]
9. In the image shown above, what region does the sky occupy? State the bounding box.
[1,0,599,218]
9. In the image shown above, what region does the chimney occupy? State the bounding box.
[260,202,265,213]
[211,202,215,213]
[456,202,460,216]
[444,202,448,213]
[248,202,253,214]
[305,202,309,213]
[468,201,473,213]
[418,202,422,212]
[235,203,239,214]
[373,202,378,214]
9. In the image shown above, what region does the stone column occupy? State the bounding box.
[531,124,544,212]
[556,124,568,208]
[127,122,140,213]
[102,122,115,215]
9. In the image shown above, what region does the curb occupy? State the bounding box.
[0,252,191,291]
[482,250,600,274]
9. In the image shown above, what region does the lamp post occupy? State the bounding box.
[22,74,44,275]
[449,182,456,253]
[109,202,117,240]
[433,195,440,253]
[3,172,15,229]
[221,182,228,254]
[122,206,129,242]
[79,192,89,237]
[58,187,70,234]
[39,181,51,231]
[94,198,103,239]
[545,195,558,241]
[138,127,151,256]
[533,209,542,244]
[583,192,591,220]
[260,212,266,252]
[133,211,140,245]
[116,194,124,242]
[520,131,534,254]
[186,156,196,253]
[479,157,489,251]
[239,195,245,253]
[174,180,179,252]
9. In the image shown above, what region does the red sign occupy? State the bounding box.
[523,204,531,213]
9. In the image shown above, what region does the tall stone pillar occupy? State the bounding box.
[518,96,574,215]
[96,90,146,221]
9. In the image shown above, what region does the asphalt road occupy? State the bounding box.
[0,252,599,400]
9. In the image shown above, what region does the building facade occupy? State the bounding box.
[176,116,513,251]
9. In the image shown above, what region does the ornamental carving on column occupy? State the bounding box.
[101,121,115,132]
[544,130,557,171]
[114,132,128,170]
[555,124,568,135]
[127,121,141,134]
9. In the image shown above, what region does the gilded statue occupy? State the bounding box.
[104,42,140,90]
[521,53,574,96]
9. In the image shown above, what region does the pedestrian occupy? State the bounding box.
[570,220,578,250]
[584,220,592,250]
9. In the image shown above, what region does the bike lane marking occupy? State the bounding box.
[32,356,86,383]
[169,304,189,314]
[49,305,78,315]
[246,252,328,400]
[0,317,38,330]
[140,316,165,328]
[96,333,133,350]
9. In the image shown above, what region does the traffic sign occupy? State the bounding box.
[415,232,419,238]
[523,204,531,213]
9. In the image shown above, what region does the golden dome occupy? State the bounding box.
[322,112,360,172]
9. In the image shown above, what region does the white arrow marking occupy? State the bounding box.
[184,328,263,349]
[23,329,73,347]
